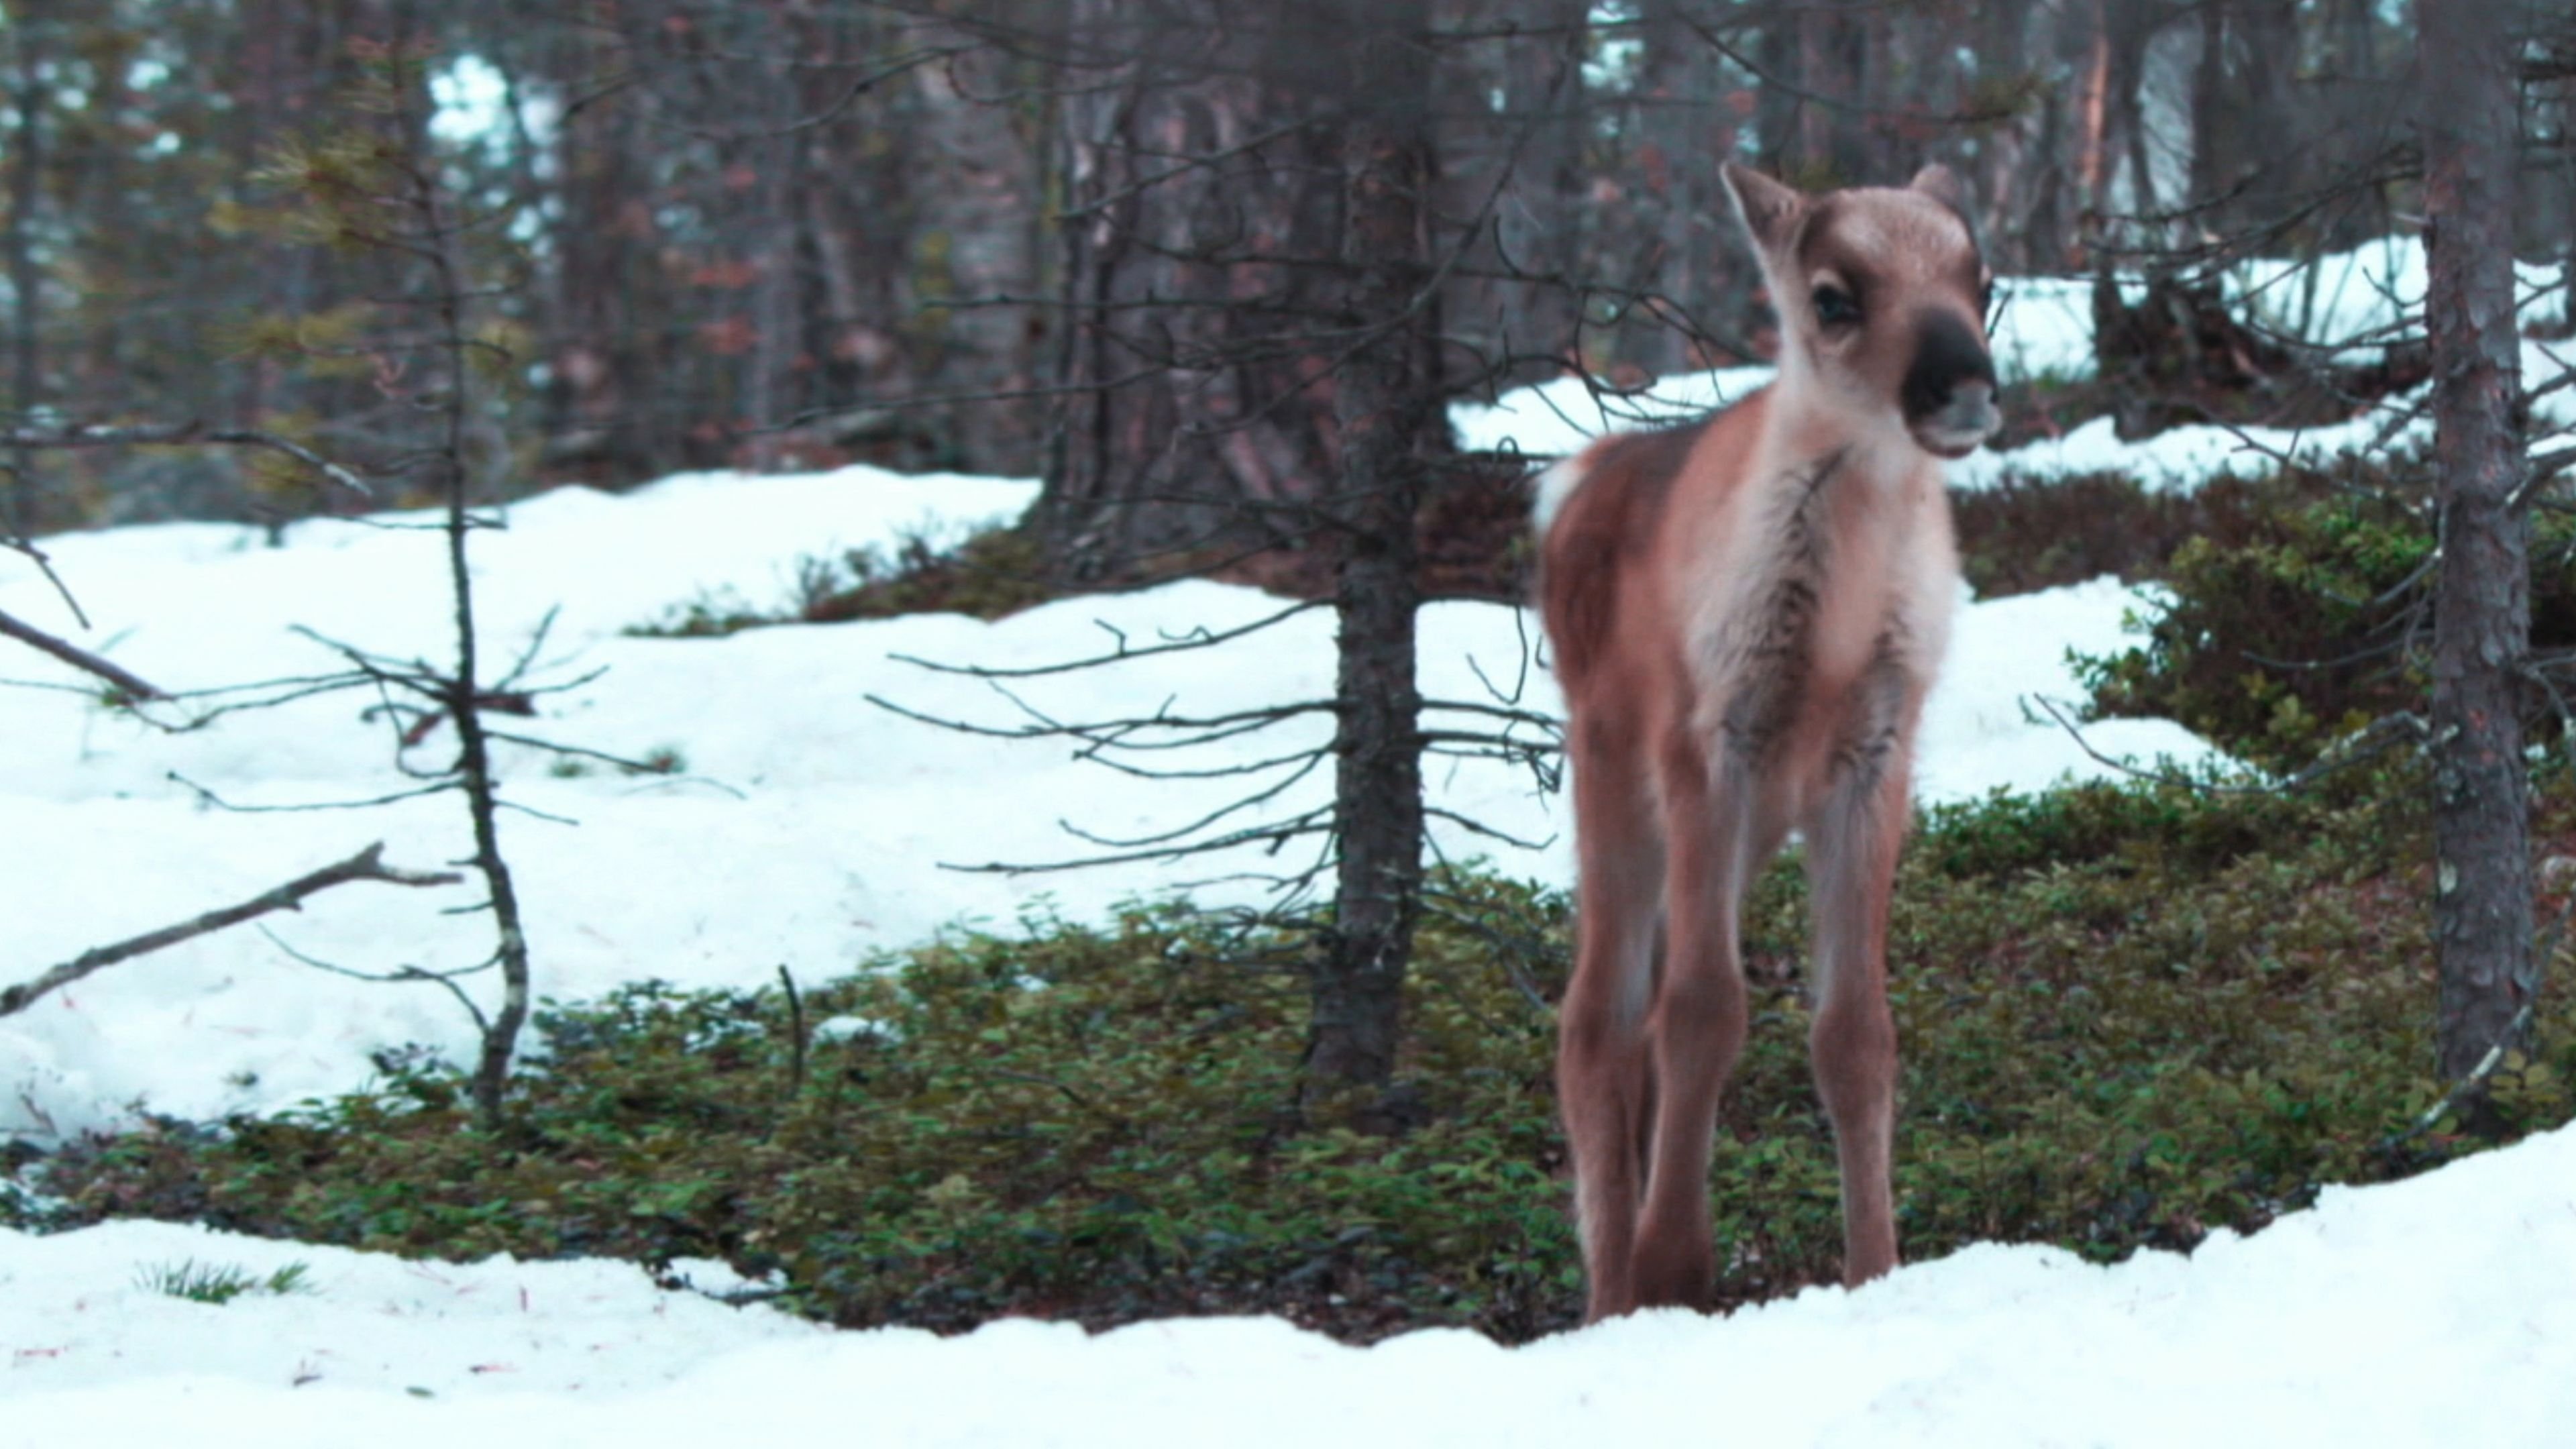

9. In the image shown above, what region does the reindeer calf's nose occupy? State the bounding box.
[1901,311,1997,423]
[1939,380,2000,438]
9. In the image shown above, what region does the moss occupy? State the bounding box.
[800,526,1054,625]
[629,524,1059,638]
[27,769,2574,1343]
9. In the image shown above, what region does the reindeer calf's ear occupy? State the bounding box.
[1721,163,1804,252]
[1909,164,1966,211]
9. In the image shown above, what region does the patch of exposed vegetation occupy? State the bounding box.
[2076,459,2576,769]
[631,525,1057,639]
[1949,466,2344,599]
[135,1258,313,1305]
[24,769,2573,1344]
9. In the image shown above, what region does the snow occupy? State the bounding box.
[7,1122,2574,1443]
[1460,239,2576,499]
[0,1218,827,1399]
[1449,276,2105,462]
[0,239,2567,1442]
[0,465,2220,1144]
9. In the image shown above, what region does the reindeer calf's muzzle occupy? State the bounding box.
[1902,310,2000,459]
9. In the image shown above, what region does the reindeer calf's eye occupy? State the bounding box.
[1812,285,1860,327]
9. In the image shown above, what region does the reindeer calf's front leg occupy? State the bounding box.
[1627,743,1763,1311]
[1804,739,1911,1285]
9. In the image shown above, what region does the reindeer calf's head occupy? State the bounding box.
[1723,163,2000,460]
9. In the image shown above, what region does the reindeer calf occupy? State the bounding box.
[1539,164,1998,1320]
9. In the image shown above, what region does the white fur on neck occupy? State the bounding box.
[1682,377,1960,767]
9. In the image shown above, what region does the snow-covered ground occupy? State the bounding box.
[3,237,2570,1442]
[9,1123,2573,1443]
[0,467,2215,1144]
[1455,241,2576,489]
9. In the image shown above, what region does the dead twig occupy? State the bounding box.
[0,843,461,1017]
[0,421,372,498]
[777,964,807,1099]
[0,604,168,700]
[258,926,496,1035]
[2027,695,2428,796]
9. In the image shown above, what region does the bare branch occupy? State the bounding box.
[884,598,1329,680]
[258,925,494,1036]
[867,688,1330,749]
[0,843,461,1017]
[0,604,168,700]
[1053,750,1329,851]
[2027,696,2427,796]
[1424,806,1555,853]
[940,805,1334,875]
[0,421,372,497]
[168,770,460,814]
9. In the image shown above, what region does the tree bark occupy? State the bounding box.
[1449,0,1587,389]
[1038,0,1348,585]
[1616,4,1730,376]
[2421,0,2535,1088]
[6,0,48,421]
[1794,5,1870,185]
[1970,0,2037,272]
[1308,0,1440,1099]
[904,24,1046,473]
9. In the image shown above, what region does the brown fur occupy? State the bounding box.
[1540,165,1995,1321]
[1540,419,1709,688]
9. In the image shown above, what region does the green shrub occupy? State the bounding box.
[1949,468,2329,600]
[2077,460,2576,769]
[30,773,2575,1342]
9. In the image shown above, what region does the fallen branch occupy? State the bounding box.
[0,843,461,1016]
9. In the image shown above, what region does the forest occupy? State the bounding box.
[1,1,2575,1436]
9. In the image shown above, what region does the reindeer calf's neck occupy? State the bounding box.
[1670,384,1956,809]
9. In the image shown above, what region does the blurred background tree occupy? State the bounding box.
[7,0,2557,532]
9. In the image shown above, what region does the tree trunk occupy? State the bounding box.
[2188,0,2308,246]
[2561,75,2576,334]
[745,123,802,470]
[1970,0,2036,272]
[2076,0,2111,219]
[2316,0,2394,250]
[1039,0,1347,585]
[904,25,1046,474]
[1615,5,1731,375]
[7,0,48,422]
[539,19,667,484]
[1795,6,1870,185]
[2421,0,2535,1089]
[1308,0,1440,1101]
[1450,0,1587,390]
[2101,0,2159,222]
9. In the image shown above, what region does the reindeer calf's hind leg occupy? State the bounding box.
[1556,741,1664,1322]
